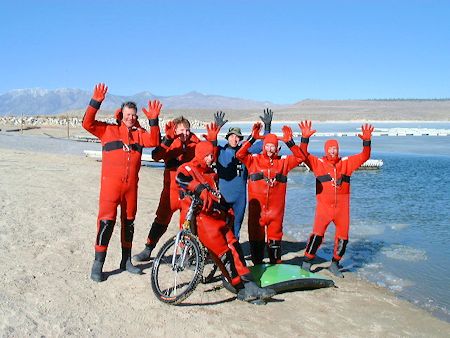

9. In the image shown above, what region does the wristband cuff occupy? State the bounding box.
[363,140,371,146]
[148,118,159,127]
[162,137,173,147]
[247,136,256,144]
[301,137,310,144]
[211,140,218,146]
[89,99,101,110]
[285,139,295,148]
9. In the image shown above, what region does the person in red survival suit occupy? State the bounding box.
[82,83,161,282]
[176,141,276,303]
[236,123,306,265]
[133,116,201,261]
[299,120,374,277]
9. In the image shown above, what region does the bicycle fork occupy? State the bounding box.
[172,196,200,272]
[172,231,187,271]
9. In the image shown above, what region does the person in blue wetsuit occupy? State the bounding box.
[214,109,272,239]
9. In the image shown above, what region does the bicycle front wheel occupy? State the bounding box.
[151,232,205,304]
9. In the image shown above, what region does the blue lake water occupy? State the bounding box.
[2,121,450,321]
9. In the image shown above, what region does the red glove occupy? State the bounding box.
[251,122,264,140]
[202,122,220,142]
[200,189,213,212]
[142,100,162,119]
[358,124,374,141]
[92,83,108,102]
[164,120,176,139]
[299,120,316,138]
[280,125,294,143]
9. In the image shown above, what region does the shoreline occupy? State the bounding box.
[1,131,450,335]
[1,118,450,131]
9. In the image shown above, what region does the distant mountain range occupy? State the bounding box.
[1,88,449,121]
[0,88,278,116]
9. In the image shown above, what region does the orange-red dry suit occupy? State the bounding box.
[144,133,200,246]
[176,142,250,286]
[82,99,160,254]
[236,134,305,264]
[301,138,371,262]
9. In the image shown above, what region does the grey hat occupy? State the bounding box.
[225,127,244,139]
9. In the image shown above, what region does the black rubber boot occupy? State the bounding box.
[268,240,282,264]
[120,248,143,274]
[249,240,265,265]
[220,250,239,282]
[329,260,344,278]
[304,234,323,259]
[237,281,276,303]
[133,243,154,262]
[90,251,106,282]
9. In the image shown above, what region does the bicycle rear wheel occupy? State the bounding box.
[151,232,205,304]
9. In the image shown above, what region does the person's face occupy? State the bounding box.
[264,143,276,157]
[204,153,214,167]
[327,146,338,158]
[175,123,190,142]
[122,106,138,128]
[227,134,241,148]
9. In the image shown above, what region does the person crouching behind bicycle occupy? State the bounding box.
[176,141,276,303]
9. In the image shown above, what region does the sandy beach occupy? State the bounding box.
[1,128,450,337]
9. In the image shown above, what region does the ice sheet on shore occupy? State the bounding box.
[357,262,414,292]
[380,244,428,261]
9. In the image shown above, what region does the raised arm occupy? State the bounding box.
[82,83,108,138]
[260,108,273,134]
[298,120,320,171]
[250,108,274,154]
[236,122,263,167]
[152,120,176,161]
[280,125,306,170]
[214,111,228,133]
[203,122,220,159]
[346,124,374,173]
[140,100,161,147]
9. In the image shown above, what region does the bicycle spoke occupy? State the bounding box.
[151,233,206,304]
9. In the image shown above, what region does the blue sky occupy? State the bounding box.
[1,0,449,103]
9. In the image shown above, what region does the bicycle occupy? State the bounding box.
[151,195,212,304]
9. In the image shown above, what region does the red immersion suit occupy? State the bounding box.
[176,142,250,286]
[301,138,371,262]
[236,134,305,264]
[82,100,160,253]
[145,133,200,246]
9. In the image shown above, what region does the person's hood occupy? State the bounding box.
[324,139,340,164]
[193,141,214,168]
[263,133,279,158]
